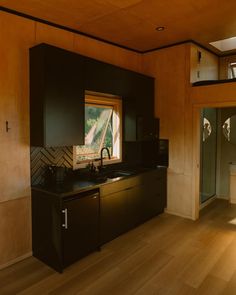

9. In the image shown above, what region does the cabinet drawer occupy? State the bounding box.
[100,176,140,197]
[139,170,165,184]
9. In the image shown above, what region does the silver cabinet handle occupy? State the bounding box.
[62,208,68,229]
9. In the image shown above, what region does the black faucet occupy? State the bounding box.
[99,147,111,170]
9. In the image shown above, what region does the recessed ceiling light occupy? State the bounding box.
[210,36,236,52]
[156,26,165,31]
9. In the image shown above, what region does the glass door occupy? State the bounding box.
[200,108,217,203]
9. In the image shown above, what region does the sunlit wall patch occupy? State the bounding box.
[203,118,212,142]
[210,36,236,52]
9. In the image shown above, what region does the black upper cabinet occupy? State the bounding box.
[85,59,124,96]
[30,43,155,147]
[30,44,85,147]
[123,99,137,141]
[123,73,155,141]
[85,56,155,142]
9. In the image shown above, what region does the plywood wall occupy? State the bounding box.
[216,108,236,199]
[141,44,194,219]
[190,44,219,83]
[142,43,219,219]
[190,83,236,219]
[0,12,34,267]
[191,82,236,105]
[219,54,236,79]
[0,10,142,268]
[0,9,221,268]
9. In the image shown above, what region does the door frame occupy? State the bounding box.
[192,101,236,220]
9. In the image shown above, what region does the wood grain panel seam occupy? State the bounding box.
[0,252,32,270]
[0,7,142,54]
[0,195,31,205]
[164,209,193,220]
[34,21,37,43]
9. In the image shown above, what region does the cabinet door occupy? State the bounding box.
[32,190,63,272]
[30,44,85,147]
[140,170,167,220]
[85,58,124,96]
[127,185,143,229]
[100,190,129,244]
[123,100,137,142]
[62,191,99,267]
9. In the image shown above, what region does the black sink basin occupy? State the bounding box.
[86,168,135,182]
[89,174,108,183]
[105,170,134,179]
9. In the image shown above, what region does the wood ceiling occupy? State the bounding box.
[1,0,236,55]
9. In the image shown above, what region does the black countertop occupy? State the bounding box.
[32,164,167,198]
[192,78,236,87]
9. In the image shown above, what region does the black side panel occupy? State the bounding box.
[30,46,45,146]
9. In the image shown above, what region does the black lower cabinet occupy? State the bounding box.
[32,169,167,272]
[32,189,99,272]
[100,178,143,244]
[140,170,167,221]
[126,185,143,229]
[62,191,99,268]
[100,189,129,244]
[100,168,167,244]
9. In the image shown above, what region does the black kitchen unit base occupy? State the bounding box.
[31,167,167,272]
[31,188,100,273]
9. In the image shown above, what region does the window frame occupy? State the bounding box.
[73,92,122,169]
[229,62,236,78]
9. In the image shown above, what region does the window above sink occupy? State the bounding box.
[74,92,122,169]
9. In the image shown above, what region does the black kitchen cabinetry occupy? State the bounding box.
[123,100,137,142]
[85,58,124,96]
[30,44,85,147]
[30,43,155,146]
[31,189,100,272]
[31,168,166,272]
[123,78,155,141]
[99,176,141,244]
[100,188,129,244]
[85,57,155,142]
[140,169,167,221]
[100,169,167,244]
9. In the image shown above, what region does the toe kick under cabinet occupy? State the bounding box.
[31,188,100,273]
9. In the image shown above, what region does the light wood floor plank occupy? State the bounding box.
[194,274,227,295]
[210,236,236,282]
[0,199,236,295]
[221,270,236,295]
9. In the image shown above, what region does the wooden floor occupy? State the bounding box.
[1,199,236,295]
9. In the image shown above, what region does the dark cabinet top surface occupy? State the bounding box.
[32,164,166,198]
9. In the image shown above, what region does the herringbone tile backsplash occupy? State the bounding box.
[30,146,73,185]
